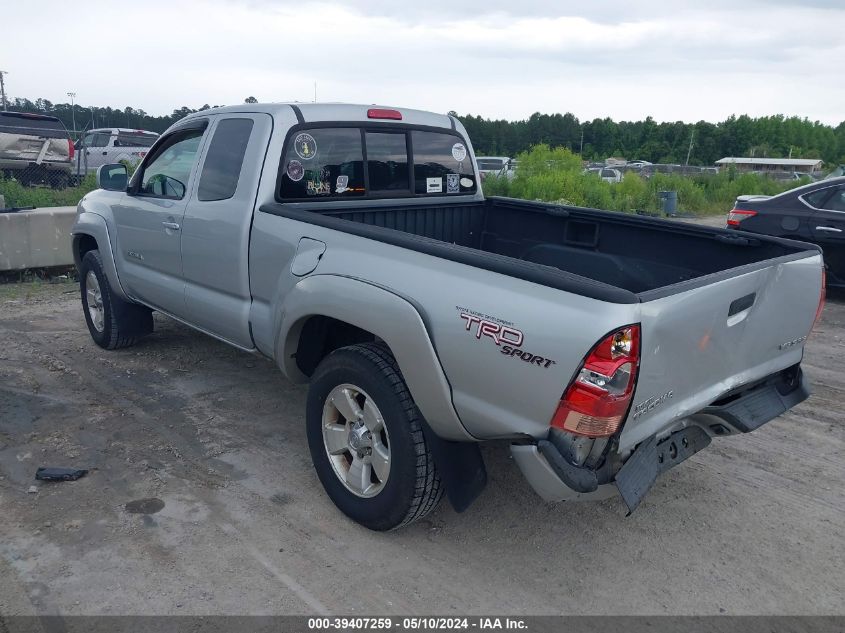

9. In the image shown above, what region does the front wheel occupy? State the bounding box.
[80,249,153,349]
[306,343,443,530]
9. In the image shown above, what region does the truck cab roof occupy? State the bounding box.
[182,103,457,130]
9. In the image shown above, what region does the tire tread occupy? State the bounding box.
[325,342,443,529]
[80,250,152,350]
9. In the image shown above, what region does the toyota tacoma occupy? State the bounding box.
[71,103,825,530]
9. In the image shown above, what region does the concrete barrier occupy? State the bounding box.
[0,206,78,271]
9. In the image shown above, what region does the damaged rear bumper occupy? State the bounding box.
[511,364,810,511]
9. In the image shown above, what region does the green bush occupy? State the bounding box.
[482,145,810,215]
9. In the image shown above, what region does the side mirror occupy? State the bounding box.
[96,163,128,191]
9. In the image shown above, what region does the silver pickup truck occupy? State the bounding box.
[71,103,826,530]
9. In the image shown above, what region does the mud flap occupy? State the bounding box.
[615,426,711,515]
[421,422,487,513]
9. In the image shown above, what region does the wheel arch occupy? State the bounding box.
[276,274,475,442]
[71,212,130,301]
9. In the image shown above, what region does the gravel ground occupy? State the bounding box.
[0,274,843,617]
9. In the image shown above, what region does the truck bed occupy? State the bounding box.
[261,197,818,301]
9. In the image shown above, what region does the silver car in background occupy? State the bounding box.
[75,128,159,174]
[476,155,514,181]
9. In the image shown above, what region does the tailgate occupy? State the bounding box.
[619,252,823,451]
[0,134,67,163]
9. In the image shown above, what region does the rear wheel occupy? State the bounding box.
[80,249,153,349]
[306,343,443,530]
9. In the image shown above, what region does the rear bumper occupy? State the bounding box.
[512,364,810,509]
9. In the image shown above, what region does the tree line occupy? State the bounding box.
[5,96,844,166]
[457,112,845,166]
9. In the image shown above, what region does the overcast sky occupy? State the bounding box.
[3,0,843,124]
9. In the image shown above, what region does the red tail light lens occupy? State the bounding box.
[68,138,75,161]
[550,325,640,437]
[367,108,402,120]
[727,209,757,227]
[814,268,826,329]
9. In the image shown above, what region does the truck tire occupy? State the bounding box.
[80,249,153,350]
[306,342,443,530]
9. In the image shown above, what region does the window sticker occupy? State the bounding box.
[294,133,317,160]
[446,173,459,193]
[286,159,304,182]
[335,174,349,193]
[460,177,473,188]
[451,142,467,162]
[426,177,443,193]
[306,180,331,195]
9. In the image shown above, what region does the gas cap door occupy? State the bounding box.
[291,237,327,276]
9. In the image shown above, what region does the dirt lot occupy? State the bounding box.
[0,279,843,617]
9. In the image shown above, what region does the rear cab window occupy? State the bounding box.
[0,113,68,139]
[278,125,476,200]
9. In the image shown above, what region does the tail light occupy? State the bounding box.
[550,325,640,437]
[727,209,757,227]
[68,138,75,161]
[814,268,826,329]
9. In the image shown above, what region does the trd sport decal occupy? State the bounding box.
[458,310,556,369]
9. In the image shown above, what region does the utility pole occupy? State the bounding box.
[0,71,8,110]
[685,128,695,166]
[67,92,77,135]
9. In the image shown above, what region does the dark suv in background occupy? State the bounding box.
[0,111,74,188]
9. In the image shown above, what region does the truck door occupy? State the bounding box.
[111,119,209,314]
[79,131,111,174]
[180,113,272,348]
[810,185,845,285]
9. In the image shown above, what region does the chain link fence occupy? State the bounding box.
[1,163,74,189]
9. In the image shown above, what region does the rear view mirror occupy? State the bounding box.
[96,163,128,191]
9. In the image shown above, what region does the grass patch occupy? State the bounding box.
[0,173,97,208]
[483,145,812,216]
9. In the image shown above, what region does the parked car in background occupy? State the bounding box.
[75,128,159,175]
[0,111,74,188]
[476,155,511,180]
[586,167,623,183]
[727,176,845,286]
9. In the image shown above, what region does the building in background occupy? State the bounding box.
[715,157,823,174]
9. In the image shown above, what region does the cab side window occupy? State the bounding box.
[197,118,254,201]
[82,132,110,148]
[138,128,205,200]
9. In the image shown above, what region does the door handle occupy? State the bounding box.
[815,226,842,233]
[162,221,181,231]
